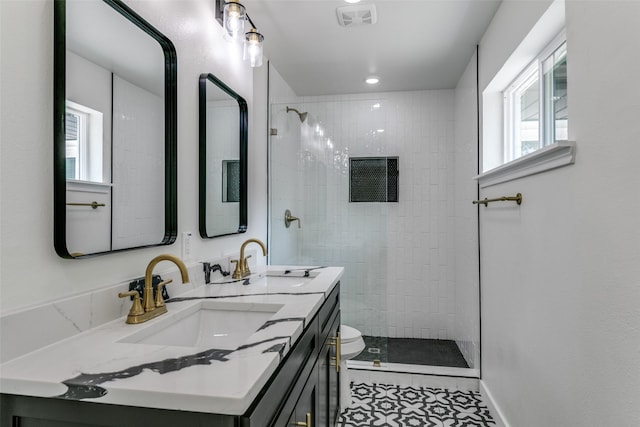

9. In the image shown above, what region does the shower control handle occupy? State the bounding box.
[284,209,301,229]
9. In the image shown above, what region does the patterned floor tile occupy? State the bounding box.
[337,382,495,427]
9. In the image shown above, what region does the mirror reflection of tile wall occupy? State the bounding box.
[111,76,164,250]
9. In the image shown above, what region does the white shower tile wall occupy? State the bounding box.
[292,90,456,341]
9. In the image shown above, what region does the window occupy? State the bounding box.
[65,107,86,180]
[65,101,104,182]
[504,34,567,162]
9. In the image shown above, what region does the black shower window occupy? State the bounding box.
[349,157,398,202]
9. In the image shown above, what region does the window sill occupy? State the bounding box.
[475,141,575,188]
[66,180,112,194]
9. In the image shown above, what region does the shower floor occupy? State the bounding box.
[353,336,469,368]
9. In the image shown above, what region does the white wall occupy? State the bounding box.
[453,51,480,369]
[0,0,265,312]
[479,1,640,425]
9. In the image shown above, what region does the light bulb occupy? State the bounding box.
[223,1,246,43]
[243,28,264,67]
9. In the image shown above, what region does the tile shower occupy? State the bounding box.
[269,89,479,370]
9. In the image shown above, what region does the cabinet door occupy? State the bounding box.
[288,369,318,427]
[318,308,340,427]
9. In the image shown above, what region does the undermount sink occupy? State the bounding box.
[262,275,314,288]
[247,269,321,289]
[119,300,283,349]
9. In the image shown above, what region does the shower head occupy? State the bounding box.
[286,106,308,123]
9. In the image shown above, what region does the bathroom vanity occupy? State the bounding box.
[0,267,342,427]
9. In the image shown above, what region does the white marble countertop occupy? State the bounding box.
[0,266,343,415]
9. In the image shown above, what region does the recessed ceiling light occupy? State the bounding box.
[344,0,361,3]
[365,77,379,85]
[377,129,385,133]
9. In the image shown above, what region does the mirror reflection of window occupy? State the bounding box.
[65,101,103,182]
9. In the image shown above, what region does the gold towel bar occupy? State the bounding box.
[473,193,522,207]
[66,201,106,210]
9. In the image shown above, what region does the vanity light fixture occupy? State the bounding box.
[215,0,265,67]
[222,0,246,43]
[244,28,264,68]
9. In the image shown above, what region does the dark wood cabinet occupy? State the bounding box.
[1,283,341,427]
[290,372,319,427]
[318,300,340,427]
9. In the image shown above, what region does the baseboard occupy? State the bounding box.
[347,360,479,378]
[479,380,510,427]
[348,367,479,392]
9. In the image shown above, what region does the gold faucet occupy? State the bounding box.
[118,254,190,324]
[232,238,267,279]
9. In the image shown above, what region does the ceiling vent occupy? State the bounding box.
[336,4,378,27]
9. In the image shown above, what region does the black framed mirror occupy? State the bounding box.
[54,0,177,258]
[199,73,248,238]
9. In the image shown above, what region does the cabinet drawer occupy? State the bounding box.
[0,394,235,427]
[241,317,319,427]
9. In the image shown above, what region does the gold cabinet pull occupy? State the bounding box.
[66,201,106,209]
[329,332,341,373]
[292,413,311,427]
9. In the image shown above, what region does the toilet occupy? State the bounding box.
[339,324,365,410]
[340,325,365,360]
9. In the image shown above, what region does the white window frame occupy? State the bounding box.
[503,31,567,164]
[66,100,104,183]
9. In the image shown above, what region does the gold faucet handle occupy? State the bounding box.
[154,279,173,308]
[118,291,144,317]
[231,259,242,279]
[242,254,252,275]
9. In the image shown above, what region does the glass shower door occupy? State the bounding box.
[268,101,390,365]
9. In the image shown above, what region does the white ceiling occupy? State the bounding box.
[241,0,502,95]
[67,0,165,96]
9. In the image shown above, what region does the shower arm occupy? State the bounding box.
[286,106,308,123]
